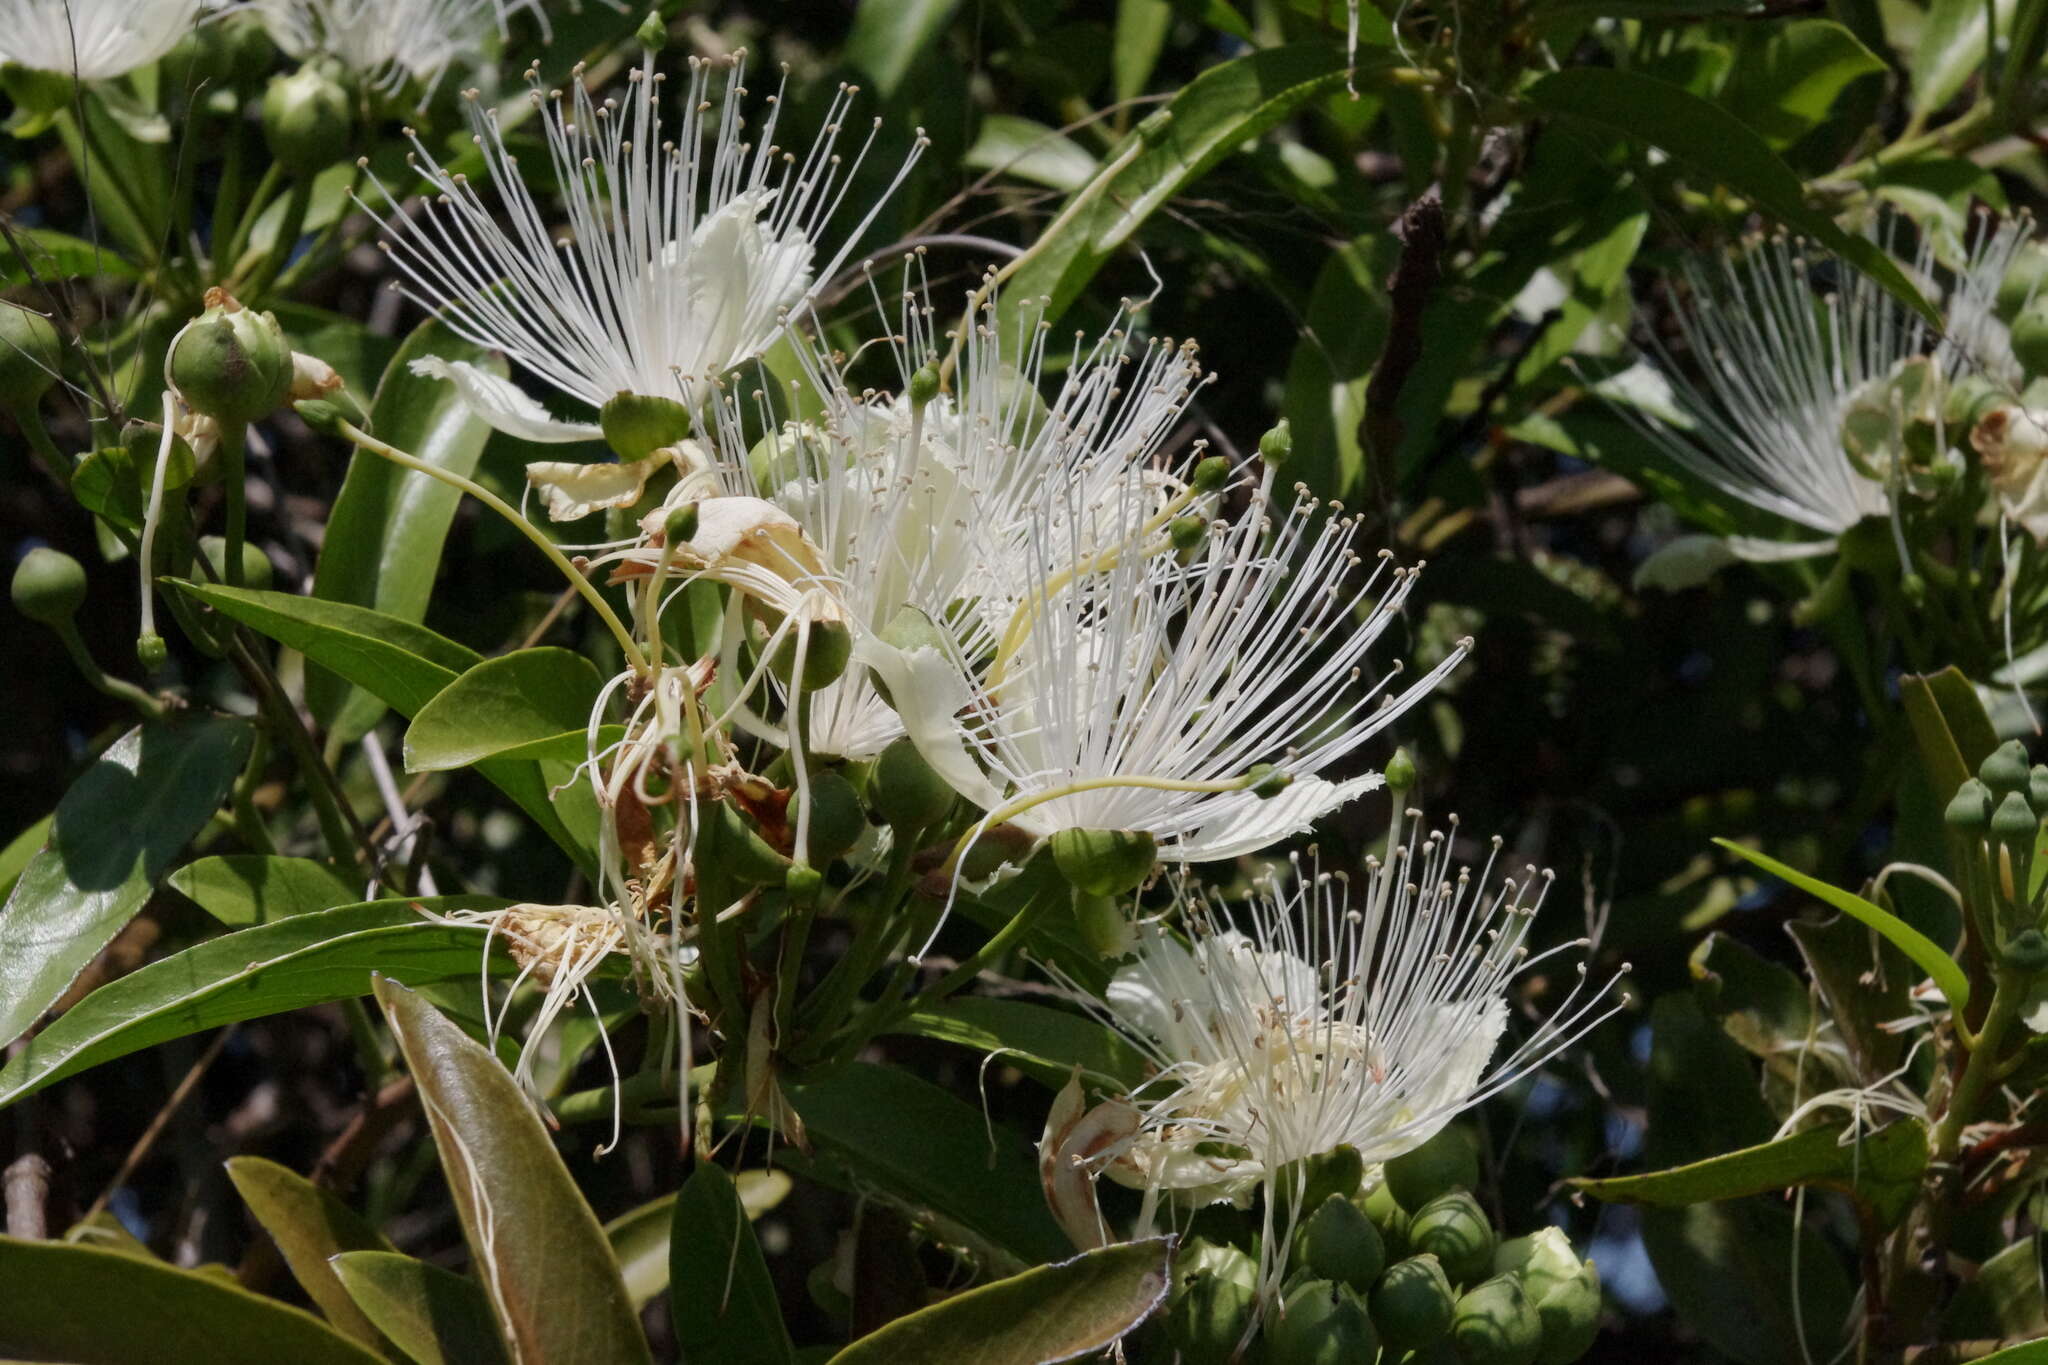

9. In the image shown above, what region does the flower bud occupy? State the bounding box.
[1385,746,1418,794]
[1452,1274,1543,1365]
[167,291,292,424]
[1946,777,1993,832]
[1073,891,1137,960]
[0,301,61,410]
[1384,1123,1479,1211]
[664,501,701,547]
[769,618,853,691]
[1272,1145,1366,1225]
[1410,1189,1496,1287]
[1531,1255,1601,1365]
[293,391,367,435]
[1982,740,2032,800]
[2014,299,2048,379]
[1946,373,2003,431]
[199,535,273,592]
[1248,763,1292,798]
[1168,515,1205,552]
[137,632,168,671]
[220,15,275,89]
[1266,1278,1378,1365]
[1050,827,1158,897]
[1359,1177,1411,1258]
[872,736,954,833]
[262,65,352,167]
[2031,767,2048,816]
[1993,789,2037,843]
[1370,1254,1456,1352]
[635,9,667,50]
[1299,1191,1386,1290]
[1191,454,1230,492]
[601,390,693,460]
[784,862,824,903]
[11,547,87,626]
[795,770,865,864]
[1259,418,1293,466]
[909,364,942,408]
[1167,1242,1259,1365]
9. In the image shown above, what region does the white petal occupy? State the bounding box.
[525,459,658,522]
[410,356,602,443]
[1169,774,1382,862]
[856,637,1006,815]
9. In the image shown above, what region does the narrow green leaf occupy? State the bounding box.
[1572,1118,1928,1225]
[1281,233,1394,504]
[1713,838,1970,1010]
[0,814,52,900]
[0,716,252,1050]
[0,1235,382,1365]
[891,998,1150,1090]
[0,898,506,1111]
[670,1163,796,1365]
[1900,666,1999,799]
[1976,1344,2048,1365]
[826,1239,1172,1365]
[1717,19,1886,148]
[403,648,603,773]
[330,1251,512,1365]
[846,0,966,97]
[963,115,1100,193]
[373,977,652,1365]
[1113,0,1174,106]
[606,1171,789,1312]
[169,855,364,925]
[0,227,139,288]
[1523,67,1939,327]
[225,1157,394,1349]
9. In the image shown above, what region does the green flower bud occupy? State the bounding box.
[199,535,273,592]
[2015,299,2048,380]
[1266,1278,1377,1365]
[665,501,701,547]
[0,301,61,410]
[1259,418,1293,466]
[1247,763,1292,799]
[872,736,955,833]
[293,394,365,436]
[784,862,824,903]
[2032,766,2048,816]
[1370,1254,1456,1352]
[600,390,693,459]
[1452,1274,1543,1365]
[220,15,275,89]
[1532,1257,1601,1365]
[1073,891,1137,960]
[635,9,667,50]
[769,618,853,691]
[167,292,292,424]
[909,364,942,408]
[1494,1227,1578,1299]
[261,66,352,167]
[1385,746,1418,793]
[1272,1145,1366,1226]
[796,770,865,864]
[137,632,168,671]
[1359,1176,1411,1258]
[1946,777,1993,832]
[1191,454,1231,492]
[1050,827,1158,897]
[12,547,87,625]
[2002,927,2048,972]
[1993,790,2037,843]
[948,822,1036,884]
[1982,740,2033,799]
[1298,1191,1385,1290]
[1410,1189,1496,1287]
[1168,515,1205,552]
[2000,244,2048,322]
[1167,1244,1260,1365]
[1384,1123,1479,1212]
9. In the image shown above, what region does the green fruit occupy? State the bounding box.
[11,547,87,625]
[1999,245,2048,322]
[600,390,693,459]
[1410,1189,1496,1286]
[1358,1178,1411,1259]
[1266,1278,1377,1365]
[0,300,61,410]
[1370,1253,1456,1352]
[795,770,865,864]
[198,535,273,592]
[167,294,292,424]
[261,66,351,165]
[1452,1275,1543,1365]
[1050,827,1158,897]
[1383,1124,1480,1210]
[871,736,954,833]
[1298,1192,1385,1290]
[1168,1244,1261,1365]
[2014,300,2048,380]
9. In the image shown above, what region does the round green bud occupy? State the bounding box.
[1494,1227,1578,1300]
[1266,1278,1377,1365]
[805,1259,850,1322]
[1359,1177,1411,1258]
[2015,300,2048,380]
[600,390,693,460]
[12,546,87,625]
[1168,515,1205,552]
[1259,418,1293,466]
[1993,789,2038,841]
[1384,1124,1480,1211]
[1050,827,1158,897]
[1532,1258,1601,1365]
[1073,891,1137,960]
[872,736,955,833]
[1982,739,2033,798]
[1370,1254,1456,1352]
[2002,927,2048,972]
[1385,746,1418,793]
[137,632,169,672]
[1273,1145,1366,1224]
[2031,766,2048,815]
[198,535,273,592]
[909,364,942,408]
[1452,1274,1544,1365]
[0,300,61,410]
[292,395,359,436]
[664,501,700,548]
[1247,763,1292,799]
[796,770,866,864]
[167,294,293,424]
[160,24,228,91]
[769,618,853,692]
[635,9,667,50]
[1410,1189,1496,1287]
[2001,245,2048,322]
[1191,454,1231,492]
[784,862,824,903]
[1298,1191,1385,1290]
[261,66,351,166]
[1166,1252,1259,1365]
[1946,777,1993,832]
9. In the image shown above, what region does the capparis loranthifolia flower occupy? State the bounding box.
[256,0,540,95]
[0,0,210,79]
[367,50,925,442]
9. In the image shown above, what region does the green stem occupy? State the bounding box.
[219,421,247,589]
[223,634,364,869]
[217,162,284,285]
[51,618,165,719]
[230,726,276,854]
[20,410,73,487]
[1933,969,2024,1166]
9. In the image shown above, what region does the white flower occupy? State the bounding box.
[872,464,1464,862]
[255,0,537,94]
[367,51,925,442]
[0,0,208,79]
[1938,209,2040,390]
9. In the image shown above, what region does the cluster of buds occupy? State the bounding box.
[1945,739,2048,970]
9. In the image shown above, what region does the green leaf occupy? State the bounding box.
[0,898,506,1111]
[1912,0,2015,120]
[1943,1235,2048,1340]
[0,227,139,289]
[225,1156,393,1349]
[606,1170,789,1312]
[273,303,400,403]
[308,318,501,744]
[1900,666,1998,800]
[0,1235,383,1365]
[1523,67,1939,328]
[1977,1344,2048,1365]
[1113,0,1174,106]
[826,1239,1172,1365]
[891,997,1149,1090]
[846,0,966,98]
[670,1163,796,1365]
[330,1251,512,1365]
[1787,914,1913,1083]
[1281,233,1393,504]
[0,716,253,1050]
[403,648,604,773]
[963,115,1100,193]
[998,44,1355,331]
[373,977,652,1365]
[1573,1119,1928,1225]
[1713,838,1970,1010]
[1718,20,1886,148]
[169,855,364,925]
[0,814,52,901]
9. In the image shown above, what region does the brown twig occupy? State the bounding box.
[77,1025,237,1228]
[1360,188,1445,525]
[4,1154,52,1239]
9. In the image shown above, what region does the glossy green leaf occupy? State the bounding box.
[0,227,139,288]
[1523,68,1939,328]
[225,1157,393,1349]
[1900,666,1999,800]
[308,318,500,744]
[1281,233,1393,503]
[1714,838,1969,1010]
[1573,1119,1928,1225]
[1977,1345,2048,1365]
[827,1239,1172,1365]
[0,814,51,900]
[0,1235,382,1365]
[1113,0,1174,106]
[403,648,604,773]
[1718,20,1885,147]
[169,855,364,925]
[0,898,505,1110]
[670,1163,796,1365]
[330,1251,512,1365]
[605,1170,789,1312]
[1942,1234,2048,1340]
[0,716,252,1051]
[891,997,1149,1090]
[373,977,652,1365]
[846,0,966,97]
[1912,0,2014,119]
[963,115,1099,193]
[274,303,400,402]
